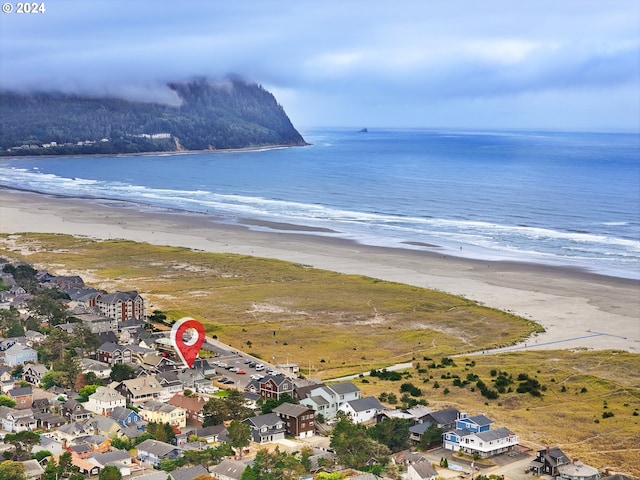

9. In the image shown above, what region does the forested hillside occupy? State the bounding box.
[0,78,307,155]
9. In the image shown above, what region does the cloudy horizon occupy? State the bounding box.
[1,1,638,131]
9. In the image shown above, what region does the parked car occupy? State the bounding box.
[237,369,246,374]
[255,364,265,371]
[229,367,240,373]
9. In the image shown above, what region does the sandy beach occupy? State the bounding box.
[1,188,638,353]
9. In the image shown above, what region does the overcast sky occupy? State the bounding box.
[1,1,638,131]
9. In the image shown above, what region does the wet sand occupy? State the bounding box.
[1,188,638,352]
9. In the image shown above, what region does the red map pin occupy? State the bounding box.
[170,317,206,369]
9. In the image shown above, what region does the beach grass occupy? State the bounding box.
[356,349,639,475]
[1,232,638,474]
[0,233,541,377]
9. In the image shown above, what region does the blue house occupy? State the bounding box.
[4,344,38,366]
[455,412,493,433]
[110,406,143,428]
[443,412,519,458]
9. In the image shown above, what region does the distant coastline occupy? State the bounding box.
[0,142,309,160]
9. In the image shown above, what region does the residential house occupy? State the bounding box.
[33,436,65,456]
[192,358,217,377]
[169,465,209,480]
[0,366,13,393]
[0,406,37,432]
[23,364,48,386]
[87,449,133,477]
[80,358,112,379]
[176,369,208,393]
[85,415,123,439]
[257,374,295,401]
[7,386,33,409]
[139,353,176,374]
[418,407,460,429]
[3,344,37,366]
[96,291,146,321]
[98,342,133,365]
[109,406,143,428]
[85,386,126,416]
[273,402,316,438]
[114,375,163,404]
[52,422,94,444]
[338,396,385,424]
[156,371,184,398]
[31,398,51,414]
[406,459,439,480]
[243,412,286,444]
[179,424,228,446]
[299,381,361,420]
[167,393,206,426]
[73,312,118,334]
[24,330,46,345]
[70,454,101,477]
[409,407,460,445]
[71,434,111,454]
[529,447,572,476]
[68,442,92,458]
[20,459,45,480]
[33,412,66,430]
[557,460,600,480]
[61,399,93,422]
[136,438,183,467]
[211,458,247,480]
[443,412,519,458]
[139,400,187,428]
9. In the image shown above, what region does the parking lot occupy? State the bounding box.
[205,338,284,389]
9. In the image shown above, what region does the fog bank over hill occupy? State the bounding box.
[0,78,307,156]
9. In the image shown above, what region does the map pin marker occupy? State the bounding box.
[170,317,206,369]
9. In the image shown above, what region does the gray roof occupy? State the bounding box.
[88,449,132,465]
[8,386,32,397]
[273,402,313,417]
[467,414,493,426]
[245,412,282,429]
[427,407,459,425]
[136,439,181,457]
[410,460,438,479]
[308,394,329,406]
[345,396,384,412]
[169,464,209,480]
[409,422,432,435]
[476,427,513,442]
[328,382,360,395]
[211,459,247,480]
[110,406,138,422]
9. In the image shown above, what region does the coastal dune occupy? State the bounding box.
[1,188,638,353]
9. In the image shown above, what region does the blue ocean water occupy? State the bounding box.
[1,128,639,279]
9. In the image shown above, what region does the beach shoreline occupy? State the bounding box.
[1,187,638,353]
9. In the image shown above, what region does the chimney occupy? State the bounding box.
[546,446,550,454]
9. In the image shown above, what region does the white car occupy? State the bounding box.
[254,364,265,371]
[250,374,264,380]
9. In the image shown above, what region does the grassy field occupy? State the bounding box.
[1,233,638,475]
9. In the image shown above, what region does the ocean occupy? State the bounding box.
[1,128,639,279]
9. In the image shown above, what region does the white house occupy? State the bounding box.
[299,382,361,420]
[211,458,247,480]
[338,396,385,424]
[406,460,439,480]
[85,386,126,416]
